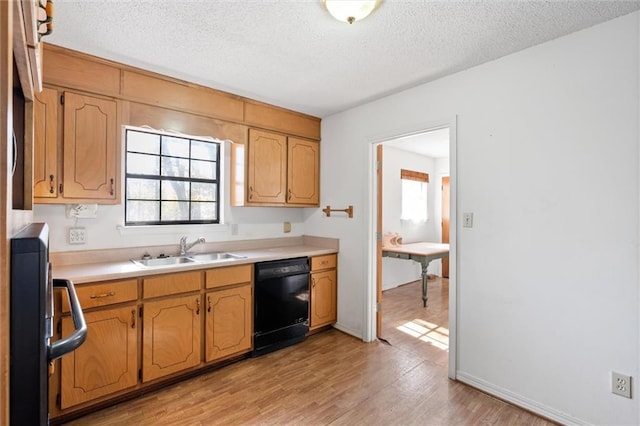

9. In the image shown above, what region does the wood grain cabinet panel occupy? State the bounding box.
[287,138,319,205]
[205,264,252,290]
[234,129,320,207]
[310,254,337,330]
[142,295,202,382]
[34,90,120,204]
[43,45,121,96]
[61,279,138,312]
[61,306,138,408]
[63,92,117,200]
[142,271,202,299]
[205,284,252,362]
[247,129,287,204]
[32,87,58,198]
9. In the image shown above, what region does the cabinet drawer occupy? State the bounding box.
[311,254,337,272]
[143,271,202,299]
[62,279,137,312]
[206,264,253,289]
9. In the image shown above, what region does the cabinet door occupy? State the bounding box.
[61,306,138,408]
[310,270,337,329]
[33,87,59,198]
[142,295,202,382]
[205,284,252,362]
[247,129,286,204]
[63,92,117,200]
[287,138,319,205]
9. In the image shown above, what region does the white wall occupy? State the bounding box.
[307,12,640,425]
[34,141,307,251]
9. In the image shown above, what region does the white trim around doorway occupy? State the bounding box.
[364,116,458,379]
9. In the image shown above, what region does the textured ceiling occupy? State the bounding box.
[48,1,640,118]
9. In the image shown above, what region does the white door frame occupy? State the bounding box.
[364,116,458,379]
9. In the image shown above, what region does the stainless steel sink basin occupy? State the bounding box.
[131,256,196,268]
[187,252,246,262]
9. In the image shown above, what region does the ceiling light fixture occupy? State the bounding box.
[323,0,380,24]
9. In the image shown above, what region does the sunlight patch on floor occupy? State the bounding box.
[397,319,449,351]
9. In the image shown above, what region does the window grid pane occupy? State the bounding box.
[125,128,220,225]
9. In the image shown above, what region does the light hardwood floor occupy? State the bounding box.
[63,278,553,426]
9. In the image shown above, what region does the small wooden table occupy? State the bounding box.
[382,242,450,307]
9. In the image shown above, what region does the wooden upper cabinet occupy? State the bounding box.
[63,92,118,200]
[246,129,287,204]
[234,129,320,207]
[287,138,319,205]
[33,87,58,198]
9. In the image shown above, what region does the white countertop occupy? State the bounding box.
[53,244,338,284]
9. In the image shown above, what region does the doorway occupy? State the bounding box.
[368,119,457,379]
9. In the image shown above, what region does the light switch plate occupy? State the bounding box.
[463,212,474,228]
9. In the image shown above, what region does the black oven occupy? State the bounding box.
[10,223,87,425]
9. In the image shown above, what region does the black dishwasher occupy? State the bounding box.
[253,257,310,356]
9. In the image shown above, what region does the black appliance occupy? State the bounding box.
[10,223,87,426]
[253,257,310,356]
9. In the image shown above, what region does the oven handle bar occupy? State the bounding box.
[49,279,87,361]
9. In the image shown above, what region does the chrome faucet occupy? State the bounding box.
[179,236,205,255]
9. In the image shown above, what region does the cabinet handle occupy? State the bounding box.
[311,277,316,288]
[249,186,253,201]
[196,298,200,315]
[131,309,136,328]
[49,175,55,194]
[207,295,212,313]
[320,261,329,265]
[109,178,115,196]
[288,189,292,201]
[89,290,115,299]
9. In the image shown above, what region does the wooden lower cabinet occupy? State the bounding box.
[142,294,202,382]
[60,305,138,409]
[310,254,338,330]
[205,284,253,362]
[310,270,337,329]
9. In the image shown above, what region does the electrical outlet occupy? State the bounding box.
[463,212,474,228]
[283,222,291,233]
[612,372,632,398]
[69,227,87,245]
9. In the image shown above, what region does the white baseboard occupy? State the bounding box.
[456,371,587,425]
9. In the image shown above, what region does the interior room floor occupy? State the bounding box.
[62,278,554,426]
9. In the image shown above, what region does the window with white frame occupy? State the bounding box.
[124,128,221,225]
[400,169,428,223]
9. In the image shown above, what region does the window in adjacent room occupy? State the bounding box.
[124,128,221,225]
[400,168,429,223]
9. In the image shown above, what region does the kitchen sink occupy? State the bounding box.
[131,256,196,268]
[187,252,247,262]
